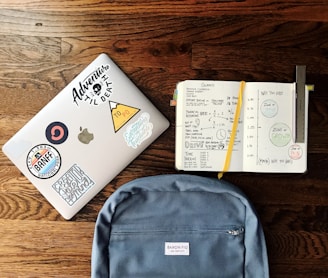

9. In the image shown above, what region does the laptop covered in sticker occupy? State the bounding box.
[2,53,169,219]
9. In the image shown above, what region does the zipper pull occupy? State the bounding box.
[227,227,244,236]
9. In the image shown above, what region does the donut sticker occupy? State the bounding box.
[46,122,69,144]
[26,144,61,179]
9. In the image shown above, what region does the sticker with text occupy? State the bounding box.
[26,144,61,179]
[52,164,95,206]
[72,64,113,106]
[124,112,153,149]
[109,101,140,133]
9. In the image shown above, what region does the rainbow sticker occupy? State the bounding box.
[109,101,140,132]
[26,144,61,179]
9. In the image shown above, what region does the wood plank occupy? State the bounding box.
[259,205,328,232]
[266,231,328,260]
[0,63,79,115]
[0,35,60,64]
[0,10,197,38]
[266,230,328,278]
[0,219,93,277]
[0,0,327,21]
[0,8,327,39]
[59,21,327,67]
[269,258,328,278]
[0,63,92,120]
[308,99,328,153]
[0,19,325,67]
[192,44,328,78]
[61,38,192,68]
[191,20,328,49]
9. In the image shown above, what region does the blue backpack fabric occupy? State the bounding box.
[91,174,269,277]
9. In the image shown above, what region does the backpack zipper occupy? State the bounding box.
[111,225,245,236]
[227,227,244,236]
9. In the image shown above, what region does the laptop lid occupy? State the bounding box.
[2,53,169,219]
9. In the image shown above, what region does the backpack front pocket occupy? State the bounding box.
[109,224,245,278]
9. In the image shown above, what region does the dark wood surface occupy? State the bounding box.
[0,1,327,277]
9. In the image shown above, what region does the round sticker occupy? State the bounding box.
[26,144,61,179]
[46,122,69,144]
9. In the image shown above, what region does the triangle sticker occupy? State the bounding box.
[109,101,140,132]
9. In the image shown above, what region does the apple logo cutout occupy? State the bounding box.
[78,127,94,144]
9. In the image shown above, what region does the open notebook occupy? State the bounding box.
[175,80,309,174]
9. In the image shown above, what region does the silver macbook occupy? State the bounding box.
[2,53,169,219]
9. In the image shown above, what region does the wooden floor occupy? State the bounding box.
[0,0,327,277]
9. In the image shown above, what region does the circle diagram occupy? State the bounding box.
[261,99,278,118]
[289,144,303,160]
[269,123,291,147]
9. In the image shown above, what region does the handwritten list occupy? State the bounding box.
[175,80,308,173]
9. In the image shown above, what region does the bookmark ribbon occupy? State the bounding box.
[218,81,246,179]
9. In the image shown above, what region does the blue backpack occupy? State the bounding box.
[91,174,269,277]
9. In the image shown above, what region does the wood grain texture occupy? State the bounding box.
[0,0,327,277]
[0,220,94,277]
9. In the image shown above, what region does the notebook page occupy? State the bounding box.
[175,80,244,171]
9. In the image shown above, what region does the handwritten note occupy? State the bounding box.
[175,80,308,173]
[243,82,297,171]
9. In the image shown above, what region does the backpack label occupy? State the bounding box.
[165,242,190,256]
